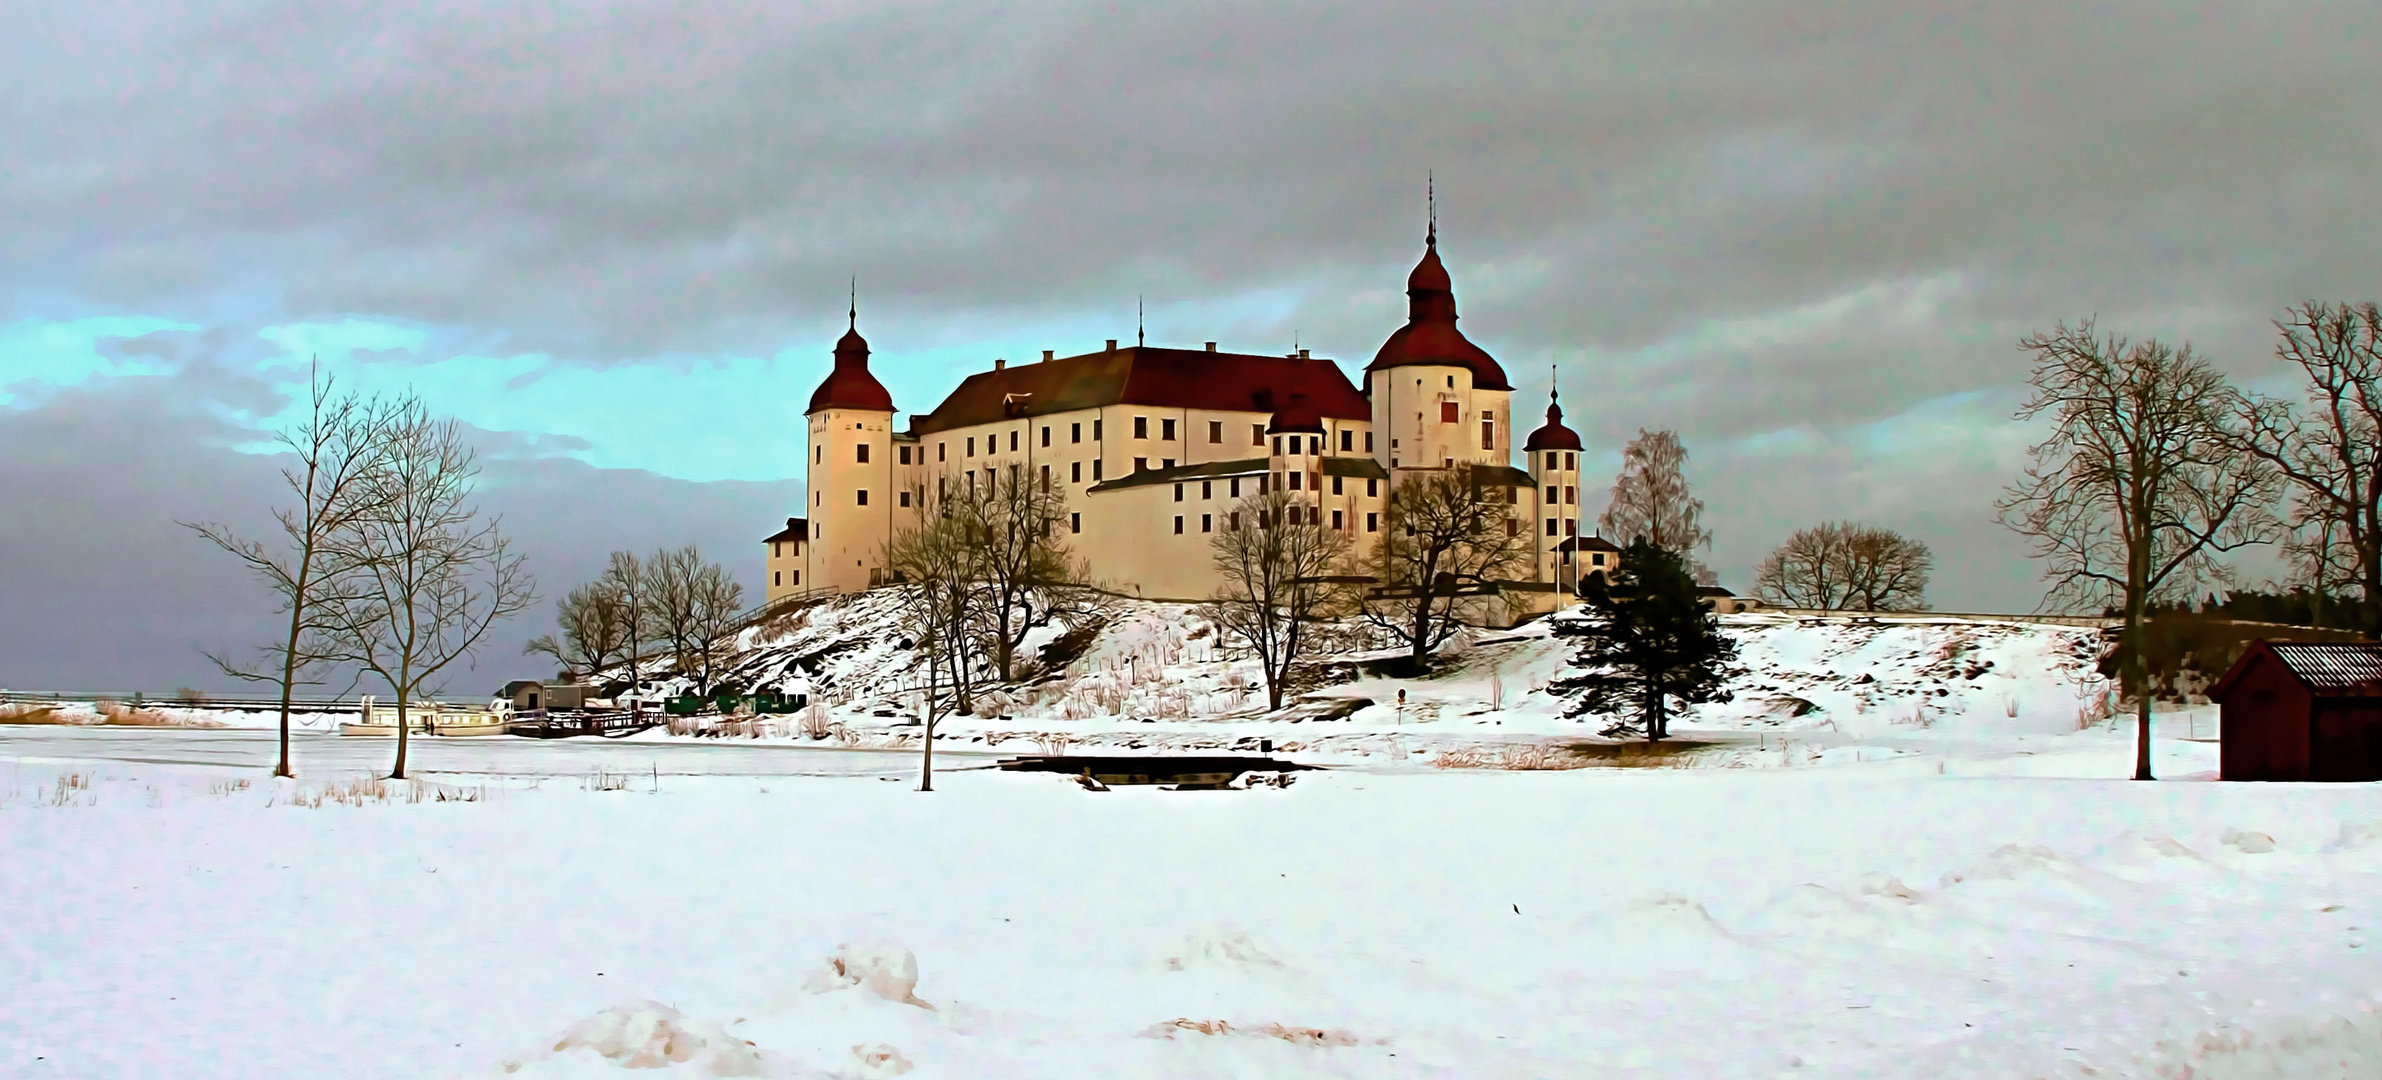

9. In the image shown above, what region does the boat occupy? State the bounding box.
[340,695,519,737]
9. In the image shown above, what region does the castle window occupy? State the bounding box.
[938,477,947,499]
[1365,431,1374,453]
[1547,518,1559,537]
[792,570,800,585]
[1040,464,1050,491]
[1260,473,1270,494]
[1566,486,1576,505]
[1094,418,1102,440]
[1010,430,1019,452]
[1566,519,1578,536]
[1173,483,1184,502]
[1547,485,1559,503]
[816,446,823,464]
[1093,460,1103,480]
[1251,423,1264,446]
[1229,511,1240,531]
[1134,416,1148,439]
[1506,487,1517,505]
[1209,421,1223,444]
[816,491,822,506]
[1173,516,1184,535]
[1134,457,1147,473]
[1072,461,1082,483]
[1507,518,1519,537]
[1332,509,1344,530]
[1201,514,1212,533]
[1041,426,1051,447]
[1366,512,1378,532]
[1565,451,1576,470]
[1163,458,1174,469]
[938,442,946,462]
[1272,436,1281,455]
[1332,476,1343,495]
[1341,430,1353,452]
[774,571,781,587]
[1481,421,1494,450]
[1162,418,1176,441]
[1229,477,1241,497]
[899,446,911,465]
[1441,401,1459,423]
[1072,422,1082,444]
[1288,471,1300,490]
[900,491,912,507]
[1367,478,1378,497]
[857,444,870,463]
[857,490,869,506]
[1202,481,1212,499]
[966,437,975,457]
[1447,375,1455,388]
[1070,512,1081,534]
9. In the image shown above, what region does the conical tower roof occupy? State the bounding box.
[806,305,893,414]
[1366,224,1511,391]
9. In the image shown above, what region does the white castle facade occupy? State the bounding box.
[762,229,1616,621]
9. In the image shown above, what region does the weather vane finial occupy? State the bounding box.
[848,277,857,330]
[1137,294,1144,347]
[1427,172,1437,245]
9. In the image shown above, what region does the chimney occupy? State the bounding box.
[1297,349,1310,359]
[1204,341,1217,352]
[994,357,1006,371]
[1106,339,1118,352]
[1041,349,1054,362]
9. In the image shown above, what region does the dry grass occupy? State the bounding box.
[1432,743,1595,771]
[267,777,485,808]
[1562,739,1720,767]
[1139,1019,1367,1047]
[97,702,183,726]
[0,702,72,725]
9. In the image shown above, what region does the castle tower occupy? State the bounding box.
[1523,386,1585,592]
[804,307,897,595]
[1365,215,1514,477]
[1267,396,1326,526]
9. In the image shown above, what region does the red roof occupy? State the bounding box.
[806,324,894,414]
[1367,238,1512,391]
[907,346,1369,436]
[2211,640,2382,700]
[1523,389,1582,452]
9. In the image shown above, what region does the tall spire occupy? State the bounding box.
[848,277,856,330]
[1427,172,1437,246]
[1137,294,1144,347]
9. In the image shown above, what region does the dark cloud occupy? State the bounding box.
[0,372,797,693]
[2,0,2376,631]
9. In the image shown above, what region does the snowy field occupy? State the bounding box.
[8,719,2382,1079]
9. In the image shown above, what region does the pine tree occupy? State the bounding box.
[1553,538,1737,741]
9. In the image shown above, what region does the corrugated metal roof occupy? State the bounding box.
[2268,643,2382,694]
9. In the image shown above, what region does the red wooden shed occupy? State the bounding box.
[2207,640,2382,781]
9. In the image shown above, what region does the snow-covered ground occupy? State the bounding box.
[5,715,2382,1079]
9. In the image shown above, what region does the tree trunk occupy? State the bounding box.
[391,685,411,780]
[2128,559,2154,781]
[919,651,939,793]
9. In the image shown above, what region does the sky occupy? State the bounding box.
[3,0,2378,693]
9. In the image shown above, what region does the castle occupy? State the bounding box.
[762,224,1616,619]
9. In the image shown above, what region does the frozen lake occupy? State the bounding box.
[0,725,1006,780]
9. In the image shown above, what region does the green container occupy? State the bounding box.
[665,695,708,716]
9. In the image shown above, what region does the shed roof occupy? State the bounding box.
[764,517,808,543]
[2211,640,2382,700]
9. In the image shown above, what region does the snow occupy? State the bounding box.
[6,714,2382,1078]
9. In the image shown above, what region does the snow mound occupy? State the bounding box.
[2222,828,2278,854]
[509,1000,770,1077]
[802,942,931,1008]
[1153,927,1285,973]
[1615,893,1733,939]
[1937,842,2066,887]
[2125,1005,2382,1079]
[845,1043,912,1078]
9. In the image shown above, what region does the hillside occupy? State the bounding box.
[675,591,2120,763]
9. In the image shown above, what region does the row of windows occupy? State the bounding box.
[1168,475,1383,501]
[772,569,801,587]
[1536,450,1579,472]
[1168,509,1382,534]
[1545,485,1577,504]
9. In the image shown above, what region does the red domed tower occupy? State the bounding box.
[804,299,897,595]
[1367,204,1515,475]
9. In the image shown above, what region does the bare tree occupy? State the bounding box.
[1203,489,1355,711]
[2234,301,2382,624]
[644,546,746,696]
[599,550,655,702]
[1360,469,1532,668]
[1996,319,2279,781]
[947,461,1083,682]
[182,364,395,778]
[1755,522,1933,611]
[882,478,983,792]
[1597,429,1716,583]
[523,579,634,682]
[319,403,538,780]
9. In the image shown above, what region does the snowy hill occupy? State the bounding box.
[683,591,2120,761]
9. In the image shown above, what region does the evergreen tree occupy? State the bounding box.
[1553,538,1738,741]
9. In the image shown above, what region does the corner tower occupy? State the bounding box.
[1366,212,1514,476]
[804,305,897,595]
